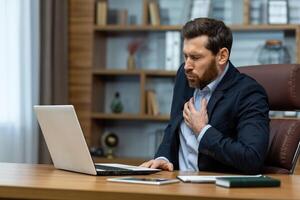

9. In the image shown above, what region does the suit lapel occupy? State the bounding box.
[207,90,224,121]
[171,87,194,133]
[207,61,239,121]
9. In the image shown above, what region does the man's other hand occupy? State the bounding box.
[140,159,174,171]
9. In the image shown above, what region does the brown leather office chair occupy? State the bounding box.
[238,64,300,174]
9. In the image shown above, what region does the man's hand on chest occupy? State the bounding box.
[183,97,208,136]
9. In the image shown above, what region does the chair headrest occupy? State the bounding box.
[238,64,300,111]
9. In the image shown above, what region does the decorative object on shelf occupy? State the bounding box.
[257,39,291,64]
[89,146,104,157]
[127,39,143,70]
[110,92,123,113]
[267,0,289,24]
[102,132,119,159]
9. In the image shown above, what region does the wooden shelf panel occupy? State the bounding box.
[91,113,170,121]
[94,24,300,32]
[93,69,141,76]
[93,69,177,77]
[230,24,300,31]
[145,70,177,77]
[94,25,182,31]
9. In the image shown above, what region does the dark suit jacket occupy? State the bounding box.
[155,61,270,174]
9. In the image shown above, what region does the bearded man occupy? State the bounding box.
[141,18,270,174]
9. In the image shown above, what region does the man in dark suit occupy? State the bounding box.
[141,18,269,174]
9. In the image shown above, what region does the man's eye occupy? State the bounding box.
[191,56,200,60]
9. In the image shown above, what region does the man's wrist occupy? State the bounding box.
[195,124,208,136]
[196,124,211,142]
[155,156,170,163]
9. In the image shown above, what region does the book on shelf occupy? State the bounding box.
[190,0,211,20]
[117,9,128,25]
[142,0,150,25]
[146,90,159,115]
[243,0,250,25]
[96,1,107,25]
[146,90,153,115]
[215,175,281,188]
[165,31,181,71]
[149,1,161,25]
[268,0,289,24]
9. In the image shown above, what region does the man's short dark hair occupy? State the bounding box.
[182,18,232,56]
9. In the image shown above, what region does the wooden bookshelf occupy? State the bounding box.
[93,23,300,63]
[69,0,300,161]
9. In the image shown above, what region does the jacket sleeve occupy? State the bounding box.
[198,83,270,174]
[155,64,185,161]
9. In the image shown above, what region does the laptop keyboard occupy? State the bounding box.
[95,165,132,171]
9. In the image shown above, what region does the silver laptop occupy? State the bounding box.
[34,105,160,176]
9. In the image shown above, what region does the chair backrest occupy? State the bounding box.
[238,64,300,174]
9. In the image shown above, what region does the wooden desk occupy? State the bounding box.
[0,163,299,200]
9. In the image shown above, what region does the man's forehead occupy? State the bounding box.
[183,35,209,44]
[183,37,209,54]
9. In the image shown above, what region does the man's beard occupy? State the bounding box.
[186,60,219,89]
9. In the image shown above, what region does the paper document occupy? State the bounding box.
[177,174,262,183]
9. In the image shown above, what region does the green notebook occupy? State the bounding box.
[215,175,281,188]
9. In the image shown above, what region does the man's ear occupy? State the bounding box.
[217,48,229,65]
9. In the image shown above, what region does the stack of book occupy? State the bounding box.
[146,90,159,116]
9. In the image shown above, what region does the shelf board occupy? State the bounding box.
[145,70,177,77]
[93,69,141,76]
[92,69,176,77]
[230,24,300,31]
[91,113,170,121]
[94,25,182,31]
[94,24,300,32]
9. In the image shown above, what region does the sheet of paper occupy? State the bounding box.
[177,174,262,183]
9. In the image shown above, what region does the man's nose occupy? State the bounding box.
[184,60,193,71]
